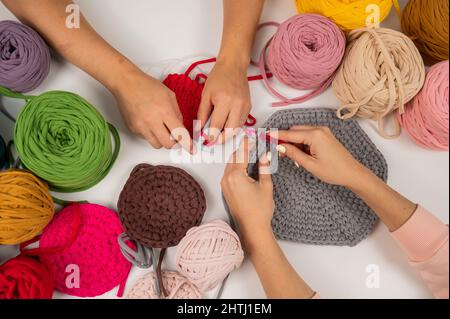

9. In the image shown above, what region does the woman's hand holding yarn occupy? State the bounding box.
[112,69,194,153]
[272,126,366,188]
[198,58,251,144]
[221,139,275,243]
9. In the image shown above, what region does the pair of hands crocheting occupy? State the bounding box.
[114,59,250,153]
[221,126,368,243]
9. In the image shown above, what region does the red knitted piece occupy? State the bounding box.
[162,58,267,137]
[0,255,54,299]
[163,73,203,137]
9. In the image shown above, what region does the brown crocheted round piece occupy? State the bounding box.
[118,164,206,248]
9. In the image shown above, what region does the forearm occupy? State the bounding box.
[348,165,417,232]
[2,0,139,94]
[218,0,264,68]
[244,229,315,299]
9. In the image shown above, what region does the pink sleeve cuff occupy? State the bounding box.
[391,206,449,262]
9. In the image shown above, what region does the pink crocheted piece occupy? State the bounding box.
[39,204,131,297]
[126,271,201,299]
[175,220,244,292]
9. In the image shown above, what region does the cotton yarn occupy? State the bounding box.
[0,135,7,169]
[8,89,120,192]
[0,255,54,299]
[332,27,425,138]
[259,14,346,107]
[295,0,401,31]
[0,170,54,245]
[399,61,449,151]
[0,20,51,92]
[163,57,261,136]
[24,203,131,297]
[248,108,388,246]
[401,0,449,64]
[175,220,244,293]
[127,271,201,299]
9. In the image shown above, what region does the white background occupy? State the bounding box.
[0,0,448,299]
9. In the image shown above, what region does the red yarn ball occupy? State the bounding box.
[0,255,54,299]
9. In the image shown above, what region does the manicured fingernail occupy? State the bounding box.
[276,145,286,154]
[294,161,300,168]
[266,151,272,163]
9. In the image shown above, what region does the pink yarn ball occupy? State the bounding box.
[175,220,244,293]
[399,60,449,150]
[39,204,131,297]
[261,14,346,107]
[126,271,201,299]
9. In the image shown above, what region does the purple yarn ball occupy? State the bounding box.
[0,20,51,92]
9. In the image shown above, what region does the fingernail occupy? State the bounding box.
[294,161,300,168]
[266,151,272,163]
[276,145,286,154]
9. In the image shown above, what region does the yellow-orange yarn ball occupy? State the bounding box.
[401,0,449,64]
[0,170,54,245]
[295,0,400,31]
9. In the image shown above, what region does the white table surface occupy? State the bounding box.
[0,0,448,299]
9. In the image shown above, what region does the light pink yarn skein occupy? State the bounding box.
[175,220,244,292]
[399,60,449,150]
[259,14,346,107]
[126,271,201,299]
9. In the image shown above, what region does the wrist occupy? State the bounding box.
[217,48,251,72]
[240,224,275,253]
[346,163,377,192]
[106,59,144,96]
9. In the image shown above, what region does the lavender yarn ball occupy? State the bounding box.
[0,20,51,92]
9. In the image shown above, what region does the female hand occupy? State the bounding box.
[113,69,194,153]
[198,59,251,145]
[221,138,274,241]
[272,126,367,187]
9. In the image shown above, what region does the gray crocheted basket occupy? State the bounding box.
[248,108,388,247]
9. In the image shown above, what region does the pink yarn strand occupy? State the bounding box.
[259,14,346,107]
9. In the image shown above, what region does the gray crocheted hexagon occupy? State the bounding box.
[248,108,388,247]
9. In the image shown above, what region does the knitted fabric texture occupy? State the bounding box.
[401,0,449,64]
[259,14,346,107]
[127,271,201,299]
[118,164,206,249]
[162,58,261,137]
[332,28,425,139]
[0,170,54,245]
[0,20,51,92]
[0,135,7,170]
[295,0,400,31]
[0,254,54,299]
[163,72,203,138]
[248,108,388,246]
[175,220,244,293]
[399,60,449,151]
[32,204,131,297]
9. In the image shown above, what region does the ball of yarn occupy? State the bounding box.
[261,14,346,107]
[175,220,244,292]
[0,20,51,92]
[0,135,7,170]
[38,204,131,297]
[0,255,54,299]
[401,0,449,64]
[399,61,449,150]
[332,28,425,138]
[0,170,54,245]
[118,164,206,249]
[14,91,120,192]
[295,0,400,31]
[127,271,201,299]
